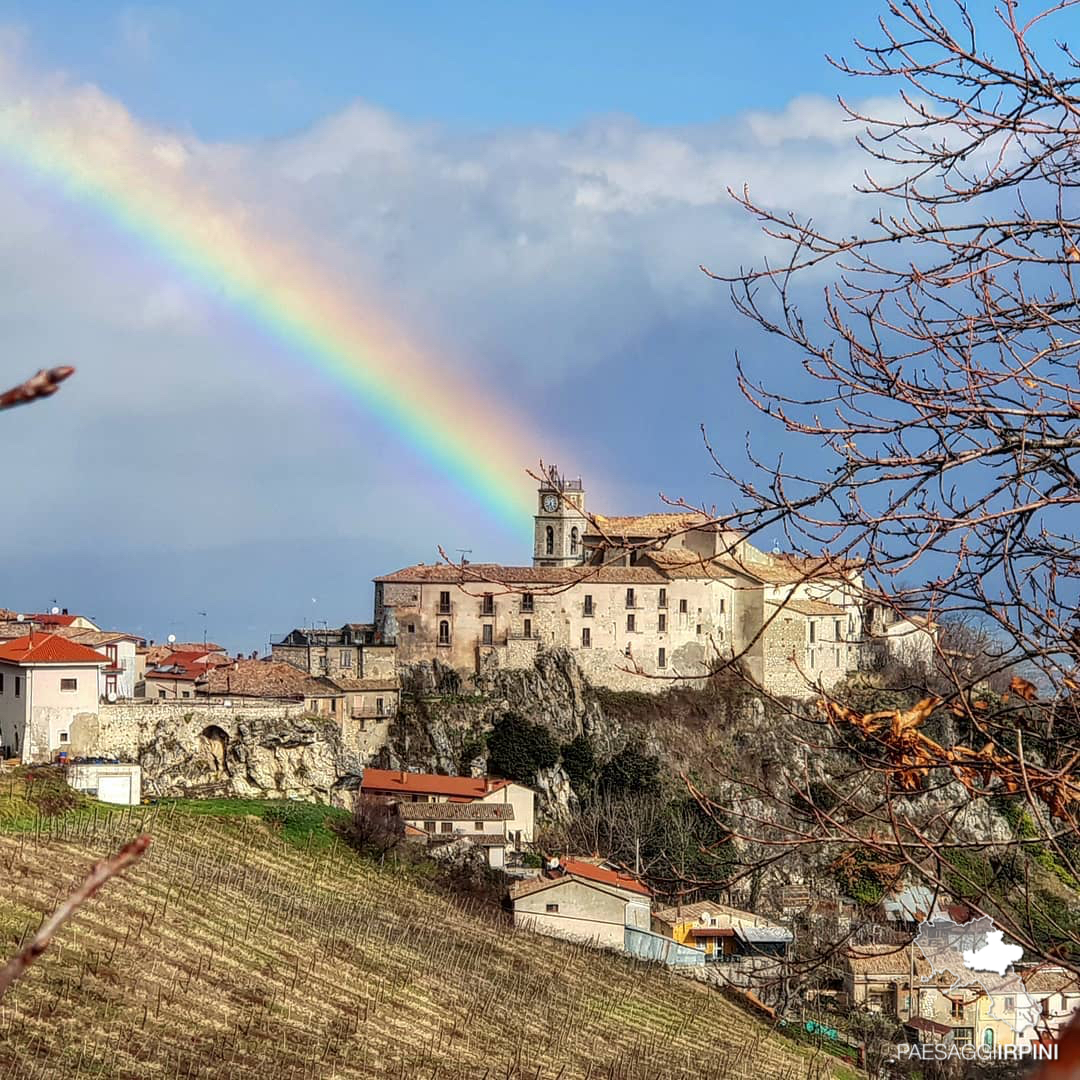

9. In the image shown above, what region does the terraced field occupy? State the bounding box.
[0,777,852,1079]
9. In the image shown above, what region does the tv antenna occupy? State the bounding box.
[456,548,472,564]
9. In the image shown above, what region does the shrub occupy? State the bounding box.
[598,744,660,796]
[560,734,596,795]
[486,712,559,782]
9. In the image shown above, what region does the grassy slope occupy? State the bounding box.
[0,776,852,1080]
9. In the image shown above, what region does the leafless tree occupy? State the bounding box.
[685,0,1080,1056]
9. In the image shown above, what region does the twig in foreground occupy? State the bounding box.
[0,833,151,999]
[0,366,75,411]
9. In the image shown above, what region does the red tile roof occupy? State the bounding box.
[0,633,109,666]
[561,858,651,897]
[361,768,511,800]
[26,613,78,626]
[374,562,667,585]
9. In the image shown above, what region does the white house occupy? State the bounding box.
[0,633,109,762]
[510,858,652,950]
[360,768,536,847]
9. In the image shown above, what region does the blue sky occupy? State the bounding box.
[0,3,905,649]
[5,2,875,134]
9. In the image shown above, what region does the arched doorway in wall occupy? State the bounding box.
[199,725,231,777]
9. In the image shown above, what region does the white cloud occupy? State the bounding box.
[0,49,883,563]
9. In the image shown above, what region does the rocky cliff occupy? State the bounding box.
[75,702,362,803]
[378,649,624,819]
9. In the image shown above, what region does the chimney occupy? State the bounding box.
[62,608,68,615]
[249,650,258,660]
[398,769,405,784]
[236,652,243,661]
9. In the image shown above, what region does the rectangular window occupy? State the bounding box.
[523,618,532,638]
[58,731,69,743]
[809,621,816,643]
[658,613,666,632]
[182,691,191,699]
[0,674,4,693]
[809,650,815,668]
[376,697,385,716]
[158,688,166,699]
[438,621,451,645]
[546,903,559,913]
[13,676,20,697]
[583,594,594,616]
[521,593,534,612]
[438,591,451,614]
[581,627,591,648]
[474,820,484,831]
[481,593,494,616]
[408,623,415,634]
[626,613,635,632]
[424,820,436,833]
[719,597,725,614]
[106,644,118,664]
[440,821,453,834]
[482,624,493,646]
[679,599,688,614]
[658,648,666,668]
[1004,997,1015,1012]
[60,677,77,692]
[340,650,352,667]
[696,623,702,635]
[835,649,840,667]
[626,588,635,608]
[951,999,964,1020]
[658,588,667,608]
[834,619,842,640]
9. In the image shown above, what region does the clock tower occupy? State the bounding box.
[533,464,587,567]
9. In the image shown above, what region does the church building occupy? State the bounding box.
[371,466,867,697]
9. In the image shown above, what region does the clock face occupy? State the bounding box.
[542,494,559,513]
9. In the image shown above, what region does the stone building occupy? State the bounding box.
[373,467,867,697]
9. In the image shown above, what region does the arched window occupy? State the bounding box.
[438,620,450,644]
[545,526,554,555]
[570,527,579,555]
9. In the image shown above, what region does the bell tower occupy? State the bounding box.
[533,464,587,567]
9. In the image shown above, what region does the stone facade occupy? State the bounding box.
[70,700,361,802]
[372,468,868,699]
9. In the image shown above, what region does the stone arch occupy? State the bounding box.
[199,725,231,777]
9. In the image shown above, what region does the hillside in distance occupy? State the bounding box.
[0,780,849,1080]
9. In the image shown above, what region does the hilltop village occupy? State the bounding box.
[0,465,935,770]
[0,466,1076,1056]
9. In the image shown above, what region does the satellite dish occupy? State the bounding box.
[16,614,24,622]
[51,606,60,615]
[107,692,118,703]
[167,634,176,644]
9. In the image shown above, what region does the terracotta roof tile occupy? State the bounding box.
[26,613,79,626]
[768,599,847,617]
[585,513,731,539]
[361,768,512,800]
[510,858,651,899]
[199,660,341,700]
[0,633,109,666]
[330,676,399,692]
[374,563,666,585]
[845,945,931,977]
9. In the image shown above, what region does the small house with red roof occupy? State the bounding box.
[510,857,652,950]
[0,632,109,762]
[360,767,535,848]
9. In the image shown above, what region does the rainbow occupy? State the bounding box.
[0,93,552,531]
